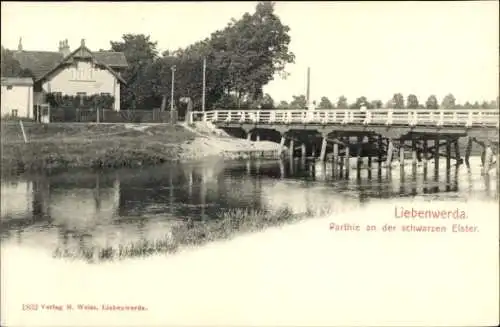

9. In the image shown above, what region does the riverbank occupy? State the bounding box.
[0,121,284,175]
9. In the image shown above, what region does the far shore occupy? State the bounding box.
[0,121,284,175]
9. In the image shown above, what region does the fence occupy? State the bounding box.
[49,108,178,124]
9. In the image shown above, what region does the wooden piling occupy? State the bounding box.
[256,134,260,142]
[483,144,493,175]
[399,139,405,171]
[434,137,440,180]
[411,140,417,165]
[423,139,428,179]
[386,139,394,168]
[301,143,306,159]
[289,139,294,160]
[333,143,339,176]
[311,143,316,158]
[279,160,285,179]
[247,132,252,141]
[279,136,286,154]
[465,136,472,168]
[411,139,417,176]
[454,139,461,165]
[344,138,350,179]
[446,139,451,172]
[356,136,363,171]
[320,136,327,162]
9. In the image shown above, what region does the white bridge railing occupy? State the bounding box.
[191,109,499,128]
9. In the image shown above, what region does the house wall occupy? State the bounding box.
[1,84,33,118]
[41,61,121,110]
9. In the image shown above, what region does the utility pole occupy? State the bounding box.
[306,67,311,108]
[202,57,206,112]
[170,65,176,112]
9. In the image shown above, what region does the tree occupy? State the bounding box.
[441,93,456,109]
[425,95,439,109]
[199,2,294,108]
[1,46,33,77]
[336,95,348,109]
[406,94,419,109]
[352,96,369,109]
[480,101,491,109]
[277,100,289,109]
[109,34,160,109]
[289,95,307,109]
[318,96,334,109]
[472,101,481,109]
[392,93,405,109]
[464,101,472,108]
[370,100,383,109]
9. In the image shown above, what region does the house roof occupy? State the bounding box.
[13,48,128,81]
[1,77,34,86]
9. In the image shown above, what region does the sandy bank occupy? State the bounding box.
[1,121,284,174]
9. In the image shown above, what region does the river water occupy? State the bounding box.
[1,157,499,326]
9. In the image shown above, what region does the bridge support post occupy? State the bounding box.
[301,143,306,159]
[482,144,493,175]
[454,139,461,165]
[399,139,405,172]
[386,139,394,168]
[446,139,451,172]
[434,137,440,181]
[333,143,339,176]
[279,136,286,155]
[423,139,428,179]
[338,142,344,178]
[289,139,294,160]
[320,135,328,162]
[311,143,316,158]
[465,136,473,168]
[356,136,363,178]
[377,136,383,177]
[344,138,350,179]
[412,139,417,176]
[256,134,260,142]
[247,131,252,141]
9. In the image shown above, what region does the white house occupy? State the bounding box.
[12,38,128,111]
[1,77,34,118]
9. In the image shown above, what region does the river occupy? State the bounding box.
[1,157,498,326]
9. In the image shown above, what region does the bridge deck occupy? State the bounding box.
[192,109,499,129]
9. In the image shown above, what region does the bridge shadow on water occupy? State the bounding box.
[1,157,497,263]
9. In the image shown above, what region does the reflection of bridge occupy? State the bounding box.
[192,109,499,176]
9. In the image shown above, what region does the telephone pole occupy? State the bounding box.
[202,57,206,112]
[306,67,311,107]
[170,65,176,112]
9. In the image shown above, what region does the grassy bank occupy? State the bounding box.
[52,206,332,263]
[1,122,197,174]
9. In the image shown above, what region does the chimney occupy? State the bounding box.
[58,39,71,57]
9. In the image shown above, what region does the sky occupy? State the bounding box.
[1,1,499,105]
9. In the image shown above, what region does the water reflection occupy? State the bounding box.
[1,156,497,262]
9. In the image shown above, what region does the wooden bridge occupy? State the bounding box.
[190,108,499,177]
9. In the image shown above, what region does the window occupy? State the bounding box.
[72,64,94,81]
[6,85,13,90]
[11,109,18,117]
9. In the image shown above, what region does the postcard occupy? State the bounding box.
[1,1,499,326]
